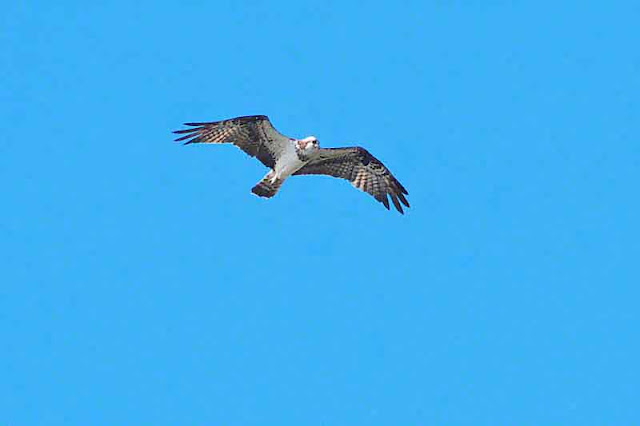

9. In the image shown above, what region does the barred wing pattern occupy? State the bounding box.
[294,147,410,213]
[173,115,288,169]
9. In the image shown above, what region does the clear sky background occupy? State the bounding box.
[2,1,638,425]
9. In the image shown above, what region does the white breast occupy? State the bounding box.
[274,141,305,179]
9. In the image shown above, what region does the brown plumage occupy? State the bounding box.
[294,147,410,214]
[173,115,285,169]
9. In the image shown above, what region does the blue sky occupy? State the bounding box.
[2,1,639,424]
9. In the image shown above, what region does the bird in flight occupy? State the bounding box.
[173,115,410,213]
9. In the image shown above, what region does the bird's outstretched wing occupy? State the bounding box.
[294,147,410,213]
[173,115,289,169]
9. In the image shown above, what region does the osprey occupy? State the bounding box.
[173,115,410,214]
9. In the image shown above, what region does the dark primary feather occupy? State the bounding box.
[294,147,410,214]
[173,115,285,169]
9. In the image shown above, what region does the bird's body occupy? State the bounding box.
[173,115,410,213]
[273,139,307,180]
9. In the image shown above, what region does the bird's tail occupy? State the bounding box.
[251,171,284,198]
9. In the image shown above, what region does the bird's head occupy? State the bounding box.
[297,136,320,152]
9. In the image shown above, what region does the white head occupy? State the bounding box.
[297,136,320,152]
